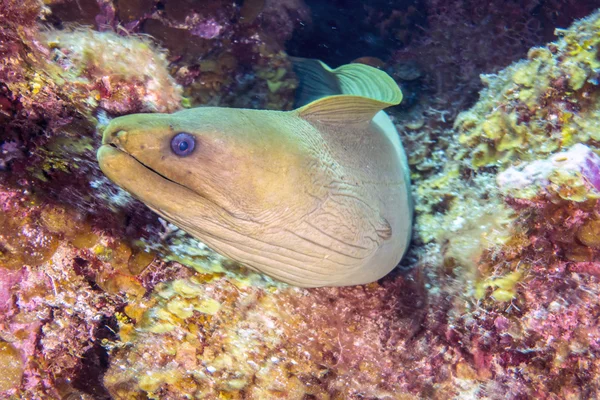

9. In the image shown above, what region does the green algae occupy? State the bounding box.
[455,11,600,169]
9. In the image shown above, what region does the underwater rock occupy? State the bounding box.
[44,0,304,111]
[0,182,196,398]
[455,11,600,168]
[48,0,102,26]
[498,143,600,201]
[104,273,428,399]
[44,29,182,115]
[390,0,600,181]
[260,0,311,43]
[401,9,600,398]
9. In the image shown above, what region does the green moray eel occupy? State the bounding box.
[97,58,413,287]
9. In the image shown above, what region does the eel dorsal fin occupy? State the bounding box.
[291,57,403,125]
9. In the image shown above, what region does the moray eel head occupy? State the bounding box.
[98,108,315,246]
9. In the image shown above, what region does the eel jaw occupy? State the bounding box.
[99,128,193,192]
[98,144,181,188]
[96,144,201,214]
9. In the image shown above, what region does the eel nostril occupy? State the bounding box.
[103,128,128,146]
[113,130,127,140]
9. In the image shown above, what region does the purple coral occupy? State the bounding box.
[498,143,600,198]
[190,18,223,39]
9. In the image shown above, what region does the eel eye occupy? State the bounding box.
[171,133,195,156]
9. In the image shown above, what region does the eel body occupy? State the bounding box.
[97,58,412,287]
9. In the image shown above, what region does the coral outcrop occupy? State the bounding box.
[403,9,600,398]
[456,20,600,168]
[102,275,427,399]
[45,29,182,115]
[47,0,304,110]
[0,187,159,398]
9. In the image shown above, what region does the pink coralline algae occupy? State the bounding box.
[498,143,600,200]
[0,182,182,398]
[189,18,223,39]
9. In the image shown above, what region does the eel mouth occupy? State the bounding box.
[97,143,199,201]
[97,142,241,227]
[105,143,187,189]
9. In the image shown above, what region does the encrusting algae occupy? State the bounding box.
[103,272,431,399]
[0,341,23,393]
[44,29,183,115]
[0,188,168,398]
[412,9,600,294]
[456,13,600,169]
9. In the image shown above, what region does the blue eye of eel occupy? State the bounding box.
[171,132,195,156]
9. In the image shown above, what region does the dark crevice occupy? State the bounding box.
[70,315,119,399]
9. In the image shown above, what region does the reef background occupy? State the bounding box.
[3,0,600,398]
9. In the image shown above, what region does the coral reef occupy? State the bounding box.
[45,29,182,115]
[3,0,600,399]
[44,0,304,111]
[390,0,600,188]
[401,8,600,398]
[102,274,428,399]
[456,17,600,168]
[0,186,154,398]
